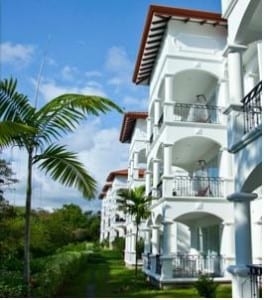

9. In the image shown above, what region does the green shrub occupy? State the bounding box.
[193,274,218,298]
[56,241,92,253]
[0,270,26,297]
[31,249,90,297]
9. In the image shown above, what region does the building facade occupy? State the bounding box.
[221,0,262,297]
[99,169,128,247]
[99,1,262,297]
[119,112,148,265]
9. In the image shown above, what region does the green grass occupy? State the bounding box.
[57,249,232,298]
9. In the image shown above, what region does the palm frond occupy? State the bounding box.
[0,121,36,148]
[0,78,35,122]
[35,94,123,144]
[33,144,96,199]
[117,186,151,224]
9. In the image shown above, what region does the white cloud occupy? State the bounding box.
[105,46,133,88]
[106,46,132,73]
[0,42,35,66]
[61,65,78,81]
[36,79,107,102]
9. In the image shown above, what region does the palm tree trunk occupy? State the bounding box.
[135,223,139,277]
[24,148,33,297]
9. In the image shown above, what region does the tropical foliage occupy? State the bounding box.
[117,185,151,276]
[0,200,100,297]
[0,77,122,295]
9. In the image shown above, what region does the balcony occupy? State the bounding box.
[226,81,262,152]
[242,81,262,135]
[172,254,224,278]
[174,103,223,124]
[172,176,225,198]
[150,176,230,199]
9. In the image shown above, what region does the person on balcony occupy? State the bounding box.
[187,94,209,123]
[192,160,211,196]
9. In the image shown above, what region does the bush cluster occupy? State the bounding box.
[193,274,219,297]
[32,248,90,297]
[0,201,101,297]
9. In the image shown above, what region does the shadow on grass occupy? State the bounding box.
[56,249,232,298]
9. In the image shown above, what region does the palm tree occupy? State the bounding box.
[117,185,151,276]
[0,78,122,296]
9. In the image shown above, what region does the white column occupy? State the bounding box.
[131,233,136,253]
[164,75,175,122]
[147,117,152,141]
[145,170,152,196]
[130,159,134,180]
[227,193,257,266]
[154,100,161,138]
[217,78,229,108]
[144,229,151,254]
[163,144,173,176]
[153,159,160,188]
[164,75,174,102]
[170,222,178,254]
[221,222,235,266]
[134,151,139,169]
[162,221,173,255]
[257,41,262,80]
[227,50,244,104]
[151,226,160,255]
[133,151,139,179]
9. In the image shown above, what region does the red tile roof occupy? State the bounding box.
[99,168,146,199]
[133,5,227,85]
[119,112,148,143]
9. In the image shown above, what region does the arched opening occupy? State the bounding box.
[175,211,223,256]
[172,69,218,105]
[171,137,224,197]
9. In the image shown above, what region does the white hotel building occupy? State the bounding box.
[100,1,261,298]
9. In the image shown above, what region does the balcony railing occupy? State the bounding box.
[174,103,223,124]
[242,81,262,134]
[172,254,224,278]
[172,176,224,198]
[248,264,262,298]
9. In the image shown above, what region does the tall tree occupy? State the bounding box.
[117,185,151,276]
[0,78,122,296]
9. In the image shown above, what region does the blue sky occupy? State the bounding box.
[1,0,221,211]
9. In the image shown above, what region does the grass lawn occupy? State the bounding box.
[57,249,232,298]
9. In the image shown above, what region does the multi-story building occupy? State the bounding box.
[131,4,236,285]
[119,112,148,265]
[221,0,262,298]
[99,169,128,247]
[99,1,262,297]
